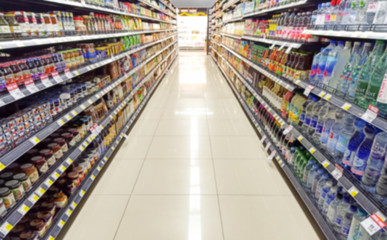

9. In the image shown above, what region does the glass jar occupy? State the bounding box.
[67,171,79,188]
[0,198,6,217]
[13,173,32,192]
[61,132,76,147]
[73,166,85,182]
[41,201,56,216]
[29,219,45,238]
[53,137,68,153]
[0,13,12,40]
[19,230,39,240]
[30,156,49,174]
[47,142,63,160]
[39,149,56,166]
[10,225,24,239]
[54,192,68,208]
[68,128,81,143]
[0,187,16,208]
[20,163,39,184]
[5,180,25,200]
[0,172,13,181]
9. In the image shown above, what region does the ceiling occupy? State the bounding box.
[170,0,217,8]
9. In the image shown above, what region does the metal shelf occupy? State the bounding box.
[212,51,387,230]
[0,40,177,175]
[303,29,387,40]
[0,34,175,108]
[0,47,177,239]
[42,0,176,22]
[210,54,339,240]
[138,0,177,19]
[222,0,240,11]
[42,53,177,240]
[223,16,243,24]
[243,0,309,18]
[240,35,303,48]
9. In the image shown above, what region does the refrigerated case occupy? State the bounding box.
[178,11,208,50]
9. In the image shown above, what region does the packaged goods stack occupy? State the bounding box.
[209,0,387,239]
[0,0,177,239]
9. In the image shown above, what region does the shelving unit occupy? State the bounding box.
[209,0,387,237]
[0,0,178,239]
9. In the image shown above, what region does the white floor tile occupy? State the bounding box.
[62,195,129,240]
[208,118,255,136]
[129,119,160,136]
[155,118,209,136]
[133,160,216,194]
[114,196,224,240]
[113,136,153,160]
[210,136,266,159]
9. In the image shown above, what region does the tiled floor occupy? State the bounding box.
[62,51,320,240]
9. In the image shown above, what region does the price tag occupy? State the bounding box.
[322,160,330,168]
[0,223,13,235]
[285,45,293,54]
[80,190,85,197]
[88,99,93,104]
[18,204,30,214]
[265,142,272,151]
[64,68,73,79]
[57,119,65,126]
[6,83,25,100]
[309,147,316,154]
[331,168,343,180]
[260,135,267,143]
[323,93,332,100]
[267,151,276,161]
[52,71,63,83]
[283,125,293,135]
[25,78,39,94]
[341,102,352,111]
[0,163,5,171]
[40,74,53,87]
[348,186,359,197]
[361,104,379,123]
[58,220,65,228]
[318,91,326,98]
[65,115,72,120]
[121,133,128,139]
[303,85,315,96]
[278,43,286,50]
[29,136,40,145]
[81,104,86,110]
[361,214,386,236]
[269,41,277,49]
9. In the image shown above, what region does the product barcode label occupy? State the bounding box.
[40,74,53,87]
[267,151,276,161]
[64,68,73,79]
[25,80,39,94]
[303,85,315,96]
[348,186,359,197]
[341,102,352,110]
[283,125,293,135]
[52,71,63,83]
[331,168,343,180]
[260,135,267,143]
[7,83,24,100]
[0,222,13,236]
[361,217,382,236]
[361,104,379,123]
[265,142,272,151]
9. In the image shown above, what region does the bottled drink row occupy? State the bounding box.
[0,9,172,41]
[220,59,387,240]
[221,36,387,117]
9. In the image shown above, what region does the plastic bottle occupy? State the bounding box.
[366,0,379,24]
[302,159,316,186]
[314,173,330,200]
[361,132,387,193]
[326,110,347,155]
[345,43,372,101]
[341,205,358,237]
[320,104,338,147]
[327,191,343,225]
[342,118,366,168]
[351,125,378,179]
[302,97,317,133]
[318,180,333,210]
[307,100,325,139]
[349,0,361,23]
[315,3,327,27]
[323,185,338,214]
[335,0,348,24]
[355,40,385,108]
[341,0,354,23]
[312,102,329,145]
[316,41,336,87]
[376,67,387,117]
[298,95,315,130]
[310,48,324,85]
[311,4,321,25]
[333,115,356,163]
[306,164,321,191]
[334,194,351,234]
[311,168,326,194]
[356,0,369,23]
[347,208,368,240]
[373,0,387,24]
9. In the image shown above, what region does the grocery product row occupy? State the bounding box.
[211,50,387,240]
[0,42,177,239]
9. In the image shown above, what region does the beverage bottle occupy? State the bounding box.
[306,164,321,191]
[294,54,308,81]
[314,173,329,200]
[342,118,366,168]
[297,154,309,179]
[326,110,347,156]
[347,208,368,240]
[310,48,325,85]
[335,0,348,24]
[326,0,338,26]
[366,0,379,24]
[311,168,326,194]
[302,159,316,186]
[283,52,294,79]
[333,115,356,164]
[344,43,371,101]
[341,205,358,237]
[363,46,387,107]
[318,179,333,209]
[356,0,368,23]
[298,95,313,129]
[326,191,343,225]
[316,40,336,87]
[349,0,361,23]
[334,194,351,234]
[288,53,300,80]
[337,41,362,97]
[323,41,351,92]
[307,100,325,137]
[323,185,338,214]
[341,0,353,23]
[373,0,387,24]
[363,132,387,193]
[376,68,387,117]
[355,40,385,108]
[310,5,320,25]
[281,91,294,119]
[351,125,378,179]
[291,94,306,124]
[320,104,338,147]
[312,102,329,145]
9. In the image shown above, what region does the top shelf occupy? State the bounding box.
[304,29,387,40]
[138,0,177,19]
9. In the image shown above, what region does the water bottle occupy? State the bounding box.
[323,185,337,214]
[318,179,333,210]
[373,0,387,24]
[333,115,356,164]
[310,48,324,84]
[362,132,387,193]
[349,0,360,23]
[366,0,379,24]
[341,0,354,23]
[306,164,320,191]
[312,102,329,145]
[302,159,316,186]
[316,41,336,86]
[302,98,317,133]
[341,205,358,237]
[307,100,325,137]
[347,208,368,240]
[335,0,348,24]
[334,194,351,234]
[298,96,313,129]
[351,125,378,179]
[314,173,330,200]
[327,110,347,156]
[376,68,387,117]
[356,0,368,23]
[327,191,343,225]
[342,118,366,168]
[311,168,326,194]
[320,41,343,89]
[320,104,338,147]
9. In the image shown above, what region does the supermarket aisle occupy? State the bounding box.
[62,51,320,240]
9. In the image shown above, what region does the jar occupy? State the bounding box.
[26,148,39,158]
[37,211,52,222]
[10,225,24,239]
[73,166,84,182]
[19,215,29,225]
[78,159,91,174]
[30,219,45,237]
[0,198,6,217]
[19,230,39,240]
[29,204,40,219]
[0,172,13,181]
[54,192,68,208]
[30,156,49,174]
[0,187,15,208]
[0,13,12,40]
[20,163,39,184]
[41,201,56,216]
[0,179,4,187]
[13,173,32,192]
[61,132,76,147]
[67,171,79,187]
[5,180,25,200]
[68,128,81,143]
[53,138,68,153]
[8,163,20,172]
[47,142,63,160]
[39,149,56,166]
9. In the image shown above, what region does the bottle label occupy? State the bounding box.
[377,73,387,104]
[342,149,352,165]
[0,26,10,34]
[365,84,380,101]
[300,112,305,122]
[305,116,311,126]
[327,132,338,150]
[351,156,366,176]
[342,225,351,235]
[335,216,342,225]
[316,120,324,134]
[367,1,378,13]
[336,136,349,153]
[310,116,318,128]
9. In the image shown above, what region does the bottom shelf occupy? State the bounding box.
[210,54,338,240]
[42,54,177,240]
